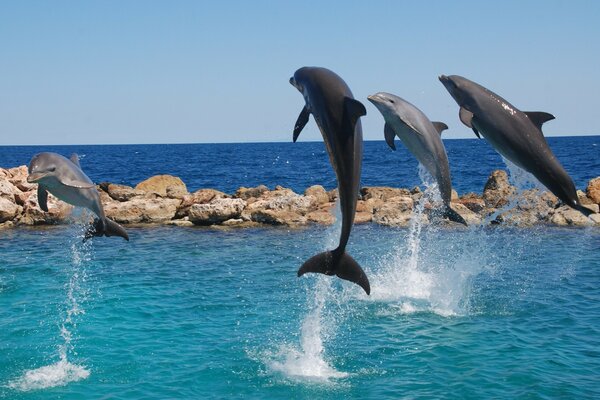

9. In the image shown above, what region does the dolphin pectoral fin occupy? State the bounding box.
[524,112,555,131]
[293,106,310,142]
[85,218,129,241]
[37,186,49,212]
[384,123,397,150]
[343,97,367,134]
[459,107,473,128]
[443,205,468,226]
[58,177,96,189]
[69,153,81,168]
[432,121,449,135]
[298,250,370,295]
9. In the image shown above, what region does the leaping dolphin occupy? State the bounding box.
[368,92,467,225]
[439,74,593,216]
[290,66,370,295]
[27,152,129,240]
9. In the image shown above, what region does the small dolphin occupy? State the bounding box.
[27,152,129,240]
[368,92,467,225]
[290,66,370,295]
[439,75,593,216]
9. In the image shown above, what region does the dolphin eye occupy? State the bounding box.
[389,99,395,104]
[48,167,56,172]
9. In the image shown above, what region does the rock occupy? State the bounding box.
[188,198,246,225]
[135,175,188,198]
[0,197,20,223]
[483,170,516,208]
[101,183,143,202]
[251,209,307,226]
[451,189,459,201]
[0,179,21,200]
[354,211,372,224]
[234,185,269,200]
[587,177,600,204]
[164,219,195,227]
[7,166,36,192]
[304,185,329,205]
[104,197,181,224]
[245,188,315,215]
[455,197,486,213]
[550,206,594,226]
[176,189,229,219]
[361,186,411,201]
[578,190,595,206]
[327,188,339,202]
[306,210,335,225]
[451,203,482,225]
[18,191,72,225]
[372,196,414,226]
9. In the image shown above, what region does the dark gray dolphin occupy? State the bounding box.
[27,152,129,240]
[290,66,370,295]
[439,75,593,216]
[368,92,466,225]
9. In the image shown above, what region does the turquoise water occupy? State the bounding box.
[1,215,599,398]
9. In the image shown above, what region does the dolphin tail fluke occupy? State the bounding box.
[443,206,468,226]
[297,250,370,295]
[85,218,129,241]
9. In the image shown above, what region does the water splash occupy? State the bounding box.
[266,201,348,381]
[9,223,92,392]
[370,165,491,316]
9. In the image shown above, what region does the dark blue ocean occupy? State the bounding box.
[1,136,599,194]
[1,137,600,399]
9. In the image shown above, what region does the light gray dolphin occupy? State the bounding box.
[439,75,593,216]
[368,92,467,225]
[27,152,129,240]
[290,66,370,295]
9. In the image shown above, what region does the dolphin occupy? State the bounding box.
[290,66,370,295]
[368,92,467,225]
[439,75,593,216]
[27,152,129,240]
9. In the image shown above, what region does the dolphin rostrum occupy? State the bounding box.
[290,66,370,295]
[368,92,467,225]
[439,75,593,216]
[27,152,129,240]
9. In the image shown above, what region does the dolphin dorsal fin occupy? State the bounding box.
[524,111,555,131]
[459,107,481,139]
[384,123,396,150]
[431,121,449,135]
[69,153,81,168]
[293,106,311,142]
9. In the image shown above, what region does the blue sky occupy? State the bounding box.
[1,1,599,145]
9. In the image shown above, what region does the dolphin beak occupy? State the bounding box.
[439,75,448,83]
[367,94,383,104]
[27,172,46,183]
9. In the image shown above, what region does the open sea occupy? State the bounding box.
[1,137,600,399]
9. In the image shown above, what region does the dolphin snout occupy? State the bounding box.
[367,93,385,104]
[439,75,449,83]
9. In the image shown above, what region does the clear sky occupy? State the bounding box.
[1,1,599,145]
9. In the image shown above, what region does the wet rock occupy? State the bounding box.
[188,198,246,225]
[104,197,181,224]
[483,170,516,208]
[304,185,329,205]
[250,209,307,226]
[135,175,188,199]
[361,186,411,201]
[587,177,600,204]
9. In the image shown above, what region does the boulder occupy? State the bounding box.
[188,198,246,225]
[0,197,20,223]
[176,189,229,219]
[100,183,143,202]
[372,196,414,226]
[483,170,516,208]
[18,190,72,225]
[7,166,36,192]
[455,195,486,213]
[327,188,339,202]
[354,211,372,224]
[234,185,269,200]
[250,209,307,226]
[104,197,181,224]
[245,188,315,215]
[306,210,335,225]
[304,185,329,205]
[550,206,594,226]
[577,190,595,206]
[451,203,482,225]
[361,186,411,201]
[134,175,188,198]
[586,177,600,204]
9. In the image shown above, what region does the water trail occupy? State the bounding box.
[370,165,491,316]
[266,201,348,381]
[9,222,92,392]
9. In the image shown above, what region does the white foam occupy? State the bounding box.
[8,360,89,392]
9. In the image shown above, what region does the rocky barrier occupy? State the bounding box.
[1,165,600,230]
